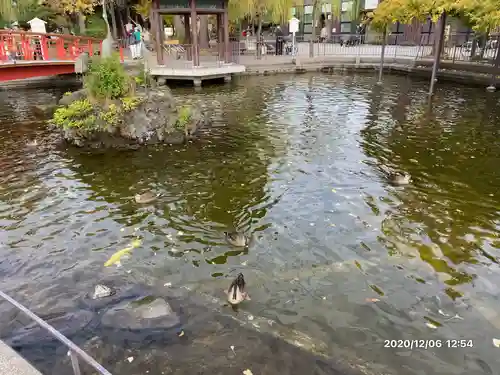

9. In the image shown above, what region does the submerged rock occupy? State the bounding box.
[49,88,211,150]
[100,296,181,330]
[6,310,96,347]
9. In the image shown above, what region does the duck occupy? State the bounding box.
[26,139,38,147]
[224,231,250,247]
[225,273,251,305]
[134,191,160,204]
[389,172,411,186]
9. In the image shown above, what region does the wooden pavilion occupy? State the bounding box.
[151,0,231,66]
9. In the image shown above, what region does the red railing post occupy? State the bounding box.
[119,47,124,62]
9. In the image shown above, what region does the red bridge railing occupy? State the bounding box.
[0,31,124,63]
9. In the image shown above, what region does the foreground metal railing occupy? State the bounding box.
[0,290,112,375]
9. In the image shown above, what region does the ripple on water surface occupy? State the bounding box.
[0,75,500,375]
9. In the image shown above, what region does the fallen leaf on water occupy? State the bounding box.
[127,357,134,363]
[164,282,172,287]
[331,188,337,193]
[120,228,125,232]
[493,338,500,348]
[354,260,362,271]
[178,330,185,337]
[243,370,254,375]
[366,298,380,303]
[425,322,438,329]
[230,345,235,355]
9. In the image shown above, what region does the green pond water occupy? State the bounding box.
[0,73,499,375]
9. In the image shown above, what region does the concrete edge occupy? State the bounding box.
[0,340,42,375]
[237,59,498,88]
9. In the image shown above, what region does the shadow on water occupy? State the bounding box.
[0,74,500,375]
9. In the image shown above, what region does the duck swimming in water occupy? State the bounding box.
[134,191,160,204]
[389,172,411,186]
[26,140,38,147]
[225,273,251,305]
[224,232,250,247]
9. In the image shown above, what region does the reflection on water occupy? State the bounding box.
[0,74,500,375]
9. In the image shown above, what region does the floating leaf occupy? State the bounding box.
[127,357,134,363]
[425,322,438,329]
[178,330,185,337]
[230,345,236,355]
[243,370,254,375]
[493,338,500,348]
[366,298,380,303]
[354,260,362,271]
[331,188,337,193]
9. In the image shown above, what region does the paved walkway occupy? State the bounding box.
[0,340,41,375]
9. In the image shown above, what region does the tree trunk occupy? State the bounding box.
[78,13,86,34]
[109,1,118,40]
[174,15,185,42]
[256,14,263,59]
[309,1,318,58]
[377,28,387,84]
[429,12,447,96]
[199,15,209,49]
[117,8,126,38]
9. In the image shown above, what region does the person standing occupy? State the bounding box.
[133,26,142,59]
[275,25,284,55]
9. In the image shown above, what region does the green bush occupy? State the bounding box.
[99,103,122,126]
[176,105,192,130]
[84,54,129,100]
[121,96,145,112]
[52,99,96,129]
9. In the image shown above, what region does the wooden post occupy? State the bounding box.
[190,0,199,66]
[377,28,387,85]
[223,7,230,63]
[155,10,163,65]
[217,14,224,61]
[429,12,446,96]
[184,14,192,61]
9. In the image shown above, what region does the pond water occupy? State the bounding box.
[0,74,499,375]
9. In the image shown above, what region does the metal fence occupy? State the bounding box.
[0,290,112,375]
[223,32,499,67]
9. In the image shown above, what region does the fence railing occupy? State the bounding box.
[0,290,112,375]
[226,33,499,67]
[0,31,123,63]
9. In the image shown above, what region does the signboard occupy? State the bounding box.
[289,17,299,34]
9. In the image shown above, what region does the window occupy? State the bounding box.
[340,22,351,33]
[304,5,313,14]
[341,1,352,12]
[291,7,296,16]
[340,11,351,22]
[321,4,332,13]
[304,13,313,23]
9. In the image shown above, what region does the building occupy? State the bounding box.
[290,0,474,46]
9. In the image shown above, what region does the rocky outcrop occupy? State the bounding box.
[49,87,211,150]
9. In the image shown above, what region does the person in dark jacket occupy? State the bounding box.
[275,25,284,55]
